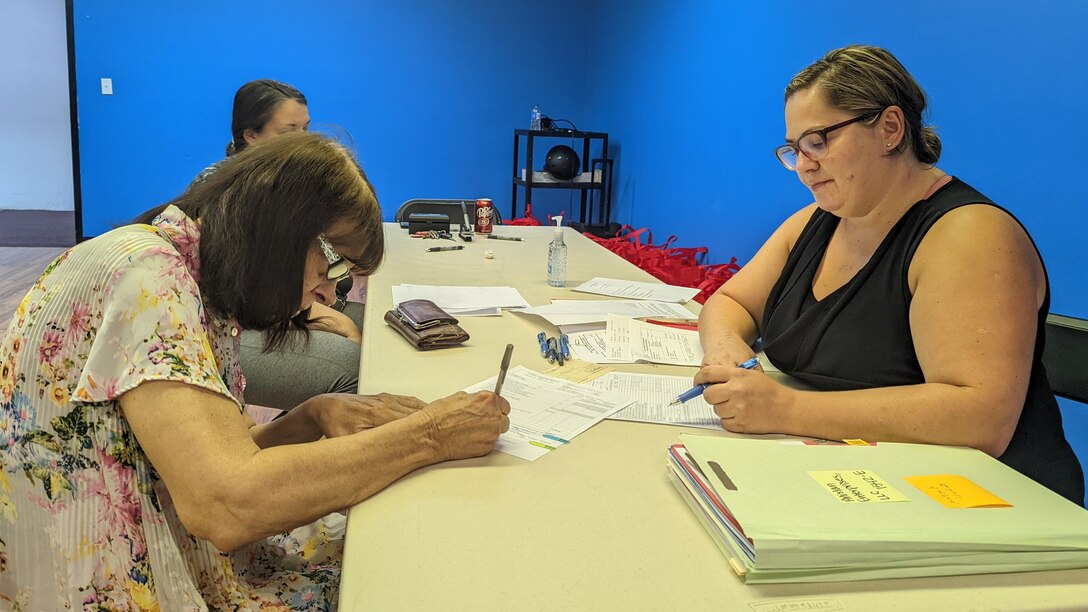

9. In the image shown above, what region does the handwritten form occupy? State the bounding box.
[590,372,721,430]
[462,366,636,460]
[572,277,700,303]
[605,314,704,366]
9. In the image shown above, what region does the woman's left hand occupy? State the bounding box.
[313,392,427,438]
[693,366,795,434]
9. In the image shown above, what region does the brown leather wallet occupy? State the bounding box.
[384,299,470,350]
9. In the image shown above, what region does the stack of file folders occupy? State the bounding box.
[668,434,1088,583]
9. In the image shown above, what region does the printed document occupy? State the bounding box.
[462,366,636,461]
[590,372,720,429]
[573,277,700,303]
[606,314,704,366]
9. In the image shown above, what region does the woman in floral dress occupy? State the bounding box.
[0,132,510,610]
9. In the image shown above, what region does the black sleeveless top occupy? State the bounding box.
[762,178,1084,505]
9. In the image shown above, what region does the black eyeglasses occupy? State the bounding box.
[774,109,884,170]
[317,233,352,283]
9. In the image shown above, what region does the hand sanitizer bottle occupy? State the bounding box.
[547,215,567,287]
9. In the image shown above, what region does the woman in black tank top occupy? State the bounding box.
[695,45,1083,505]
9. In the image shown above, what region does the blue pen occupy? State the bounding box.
[547,336,562,365]
[559,334,571,360]
[536,332,550,360]
[669,357,760,406]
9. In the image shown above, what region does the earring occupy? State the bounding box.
[885,143,892,148]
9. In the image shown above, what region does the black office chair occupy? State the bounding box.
[394,199,503,228]
[1044,313,1088,403]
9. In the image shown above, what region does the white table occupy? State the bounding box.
[340,224,1088,610]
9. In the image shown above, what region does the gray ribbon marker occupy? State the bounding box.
[494,343,514,396]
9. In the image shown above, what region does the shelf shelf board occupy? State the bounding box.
[512,178,603,190]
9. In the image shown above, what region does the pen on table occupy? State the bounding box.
[669,357,760,406]
[546,336,560,364]
[486,234,523,241]
[494,343,514,396]
[536,332,551,360]
[426,245,465,252]
[559,334,571,360]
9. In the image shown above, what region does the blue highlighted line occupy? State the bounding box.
[543,434,570,444]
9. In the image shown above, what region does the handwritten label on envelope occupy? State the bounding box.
[905,475,1011,508]
[808,470,910,503]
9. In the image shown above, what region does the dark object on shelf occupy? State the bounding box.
[544,145,580,180]
[511,129,611,225]
[407,212,450,234]
[571,221,623,239]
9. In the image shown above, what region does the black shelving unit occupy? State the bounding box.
[510,129,611,224]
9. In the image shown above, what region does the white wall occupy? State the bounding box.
[0,0,73,211]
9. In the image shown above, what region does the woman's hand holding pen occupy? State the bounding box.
[419,391,511,460]
[694,364,795,434]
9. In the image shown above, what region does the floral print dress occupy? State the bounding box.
[0,206,342,610]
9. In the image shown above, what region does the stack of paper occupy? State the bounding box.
[668,434,1088,583]
[572,277,700,303]
[391,284,530,316]
[462,366,635,461]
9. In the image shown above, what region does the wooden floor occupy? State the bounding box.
[1,247,68,328]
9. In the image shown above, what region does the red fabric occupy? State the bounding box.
[503,202,544,226]
[583,225,741,304]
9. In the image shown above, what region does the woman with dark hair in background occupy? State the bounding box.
[696,45,1083,504]
[0,132,510,608]
[196,79,368,410]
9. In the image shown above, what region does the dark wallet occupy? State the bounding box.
[384,299,470,350]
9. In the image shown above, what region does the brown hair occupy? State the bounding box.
[785,45,941,165]
[226,79,308,157]
[140,132,383,350]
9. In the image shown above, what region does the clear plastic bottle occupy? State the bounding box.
[530,105,542,131]
[547,215,567,287]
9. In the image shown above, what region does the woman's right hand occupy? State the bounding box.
[421,391,510,460]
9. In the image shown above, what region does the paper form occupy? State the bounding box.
[462,366,636,461]
[391,284,530,316]
[572,277,700,303]
[566,330,627,363]
[590,372,721,430]
[606,314,704,366]
[517,300,696,327]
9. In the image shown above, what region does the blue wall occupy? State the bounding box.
[73,1,1086,500]
[581,0,1088,503]
[73,0,590,235]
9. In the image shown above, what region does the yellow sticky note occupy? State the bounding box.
[808,470,910,503]
[842,438,871,446]
[905,474,1011,508]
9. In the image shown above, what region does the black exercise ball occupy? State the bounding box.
[544,145,580,181]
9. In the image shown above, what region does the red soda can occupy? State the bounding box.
[474,198,494,234]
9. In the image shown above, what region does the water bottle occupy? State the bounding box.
[530,105,542,131]
[547,215,567,287]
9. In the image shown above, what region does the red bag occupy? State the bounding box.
[503,202,544,226]
[583,226,740,304]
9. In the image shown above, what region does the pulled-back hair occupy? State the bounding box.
[140,132,384,350]
[226,79,307,157]
[785,45,941,165]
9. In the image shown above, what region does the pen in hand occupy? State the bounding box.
[494,343,514,396]
[669,357,759,406]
